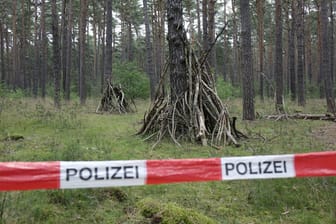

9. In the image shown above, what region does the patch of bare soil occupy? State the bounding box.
[312,123,336,148]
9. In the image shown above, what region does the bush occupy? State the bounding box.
[215,78,241,99]
[113,62,150,99]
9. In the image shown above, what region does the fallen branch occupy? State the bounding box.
[264,113,336,122]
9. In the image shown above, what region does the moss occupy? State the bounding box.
[137,198,219,224]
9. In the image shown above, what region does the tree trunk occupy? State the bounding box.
[330,0,334,84]
[256,0,264,101]
[65,0,73,101]
[11,0,18,89]
[143,0,156,101]
[306,4,313,85]
[167,0,187,102]
[297,0,305,106]
[289,0,296,101]
[202,0,208,52]
[61,0,68,98]
[240,0,255,120]
[79,0,88,105]
[52,0,61,108]
[0,21,5,84]
[33,0,40,97]
[231,0,238,86]
[196,0,202,44]
[104,0,113,83]
[208,0,216,70]
[321,0,336,112]
[275,0,284,113]
[40,0,47,98]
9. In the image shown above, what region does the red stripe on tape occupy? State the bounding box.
[146,158,221,184]
[295,151,336,177]
[0,162,60,191]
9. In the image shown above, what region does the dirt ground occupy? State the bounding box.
[312,123,336,148]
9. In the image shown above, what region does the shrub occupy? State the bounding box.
[113,62,150,99]
[215,78,241,99]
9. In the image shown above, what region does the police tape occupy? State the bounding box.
[0,151,335,191]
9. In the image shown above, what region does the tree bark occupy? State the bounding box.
[33,0,40,97]
[167,0,187,102]
[41,0,47,98]
[208,0,216,70]
[61,0,69,99]
[143,0,157,101]
[79,0,88,105]
[65,0,73,101]
[289,0,296,101]
[104,0,113,83]
[202,0,209,52]
[0,21,5,84]
[275,0,284,113]
[321,0,336,112]
[256,0,264,101]
[297,0,305,106]
[231,0,239,86]
[240,0,255,120]
[52,0,61,108]
[11,0,18,89]
[329,0,334,84]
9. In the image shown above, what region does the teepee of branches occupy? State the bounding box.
[96,81,135,114]
[138,43,246,148]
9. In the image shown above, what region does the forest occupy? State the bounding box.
[0,0,334,111]
[0,0,336,223]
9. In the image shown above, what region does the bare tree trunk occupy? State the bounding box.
[306,4,313,85]
[240,0,255,120]
[61,0,67,97]
[52,0,61,108]
[321,0,336,112]
[11,0,18,89]
[202,0,208,52]
[33,0,40,97]
[196,0,202,44]
[297,0,305,106]
[143,0,156,101]
[104,0,113,83]
[231,0,238,86]
[79,0,88,105]
[256,0,264,101]
[65,0,73,101]
[40,0,47,98]
[275,0,284,113]
[0,21,4,84]
[289,0,296,101]
[330,0,334,84]
[208,0,216,70]
[167,0,187,101]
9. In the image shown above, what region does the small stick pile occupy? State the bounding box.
[138,45,245,148]
[96,81,135,114]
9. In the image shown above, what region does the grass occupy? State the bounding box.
[0,97,335,223]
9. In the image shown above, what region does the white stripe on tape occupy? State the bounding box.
[60,160,147,189]
[221,154,295,180]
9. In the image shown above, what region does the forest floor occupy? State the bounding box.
[0,97,335,224]
[313,123,336,148]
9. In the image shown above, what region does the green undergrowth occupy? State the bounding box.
[0,97,335,223]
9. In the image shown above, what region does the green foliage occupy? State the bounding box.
[0,83,27,99]
[113,62,150,99]
[216,78,241,99]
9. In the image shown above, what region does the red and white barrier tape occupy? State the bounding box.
[0,151,335,191]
